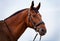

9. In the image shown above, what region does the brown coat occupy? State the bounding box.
[0,21,16,41]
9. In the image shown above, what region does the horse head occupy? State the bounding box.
[27,1,47,36]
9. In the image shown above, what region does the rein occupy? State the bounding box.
[33,33,41,41]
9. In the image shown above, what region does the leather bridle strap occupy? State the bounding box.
[28,9,45,30]
[33,33,41,41]
[35,21,45,27]
[28,14,44,30]
[28,9,44,41]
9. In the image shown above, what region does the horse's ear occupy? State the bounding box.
[36,2,41,10]
[30,1,34,9]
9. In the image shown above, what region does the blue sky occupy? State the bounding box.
[0,0,60,41]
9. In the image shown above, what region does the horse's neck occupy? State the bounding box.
[5,10,28,40]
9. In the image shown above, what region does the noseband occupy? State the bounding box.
[35,21,44,27]
[28,9,45,41]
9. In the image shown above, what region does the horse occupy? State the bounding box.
[0,1,46,41]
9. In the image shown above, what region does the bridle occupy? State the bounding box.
[28,9,45,41]
[28,9,45,31]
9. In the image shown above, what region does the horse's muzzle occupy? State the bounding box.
[39,28,46,36]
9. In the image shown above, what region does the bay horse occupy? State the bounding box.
[0,1,46,41]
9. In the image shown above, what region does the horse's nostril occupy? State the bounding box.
[39,28,44,32]
[41,29,44,32]
[39,28,46,36]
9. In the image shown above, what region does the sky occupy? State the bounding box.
[0,0,60,41]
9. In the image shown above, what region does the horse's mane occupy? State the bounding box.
[4,8,39,20]
[4,9,27,20]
